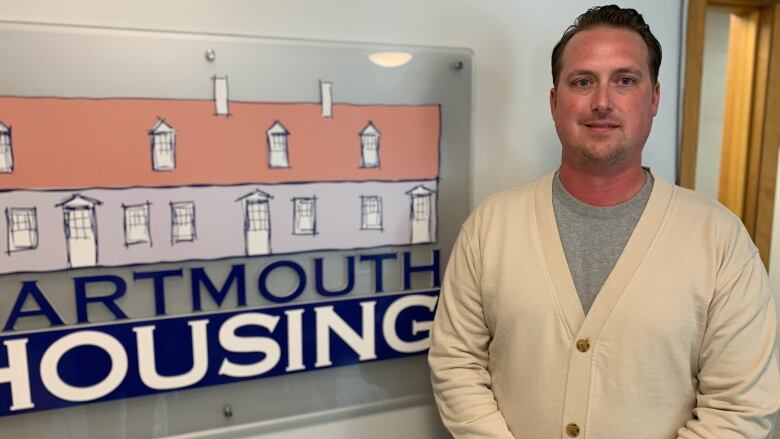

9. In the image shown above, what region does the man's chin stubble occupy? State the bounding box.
[570,144,630,170]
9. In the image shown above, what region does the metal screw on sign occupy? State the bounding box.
[205,49,217,62]
[223,403,233,418]
[451,61,464,71]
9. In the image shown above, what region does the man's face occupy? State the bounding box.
[550,26,660,171]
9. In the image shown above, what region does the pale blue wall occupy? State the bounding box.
[0,181,437,274]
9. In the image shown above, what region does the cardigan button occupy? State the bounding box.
[576,338,590,353]
[566,423,580,437]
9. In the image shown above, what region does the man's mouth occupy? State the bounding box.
[583,121,620,129]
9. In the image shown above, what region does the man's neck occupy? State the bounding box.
[558,163,647,207]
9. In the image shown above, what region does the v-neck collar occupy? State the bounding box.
[533,169,674,338]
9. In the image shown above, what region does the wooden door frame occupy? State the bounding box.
[679,0,780,265]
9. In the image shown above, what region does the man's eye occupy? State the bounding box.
[618,77,636,86]
[573,79,591,88]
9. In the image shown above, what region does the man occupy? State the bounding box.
[429,5,780,438]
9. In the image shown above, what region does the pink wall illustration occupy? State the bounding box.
[0,79,441,273]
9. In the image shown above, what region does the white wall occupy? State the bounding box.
[694,8,730,200]
[768,145,780,435]
[769,145,780,439]
[0,0,682,207]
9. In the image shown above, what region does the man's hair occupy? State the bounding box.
[551,5,662,87]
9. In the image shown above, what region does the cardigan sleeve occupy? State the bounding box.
[677,251,780,439]
[428,226,516,439]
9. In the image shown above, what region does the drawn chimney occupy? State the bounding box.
[320,80,332,118]
[213,75,229,116]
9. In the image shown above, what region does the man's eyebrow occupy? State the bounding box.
[564,68,645,79]
[612,68,644,77]
[565,70,596,79]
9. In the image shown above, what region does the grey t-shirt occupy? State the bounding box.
[552,169,653,314]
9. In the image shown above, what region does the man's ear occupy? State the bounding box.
[550,87,558,116]
[651,82,660,116]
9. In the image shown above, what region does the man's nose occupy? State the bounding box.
[591,85,613,114]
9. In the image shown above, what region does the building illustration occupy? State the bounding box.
[0,79,440,273]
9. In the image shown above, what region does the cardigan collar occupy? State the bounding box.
[533,168,675,338]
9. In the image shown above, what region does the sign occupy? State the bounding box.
[0,21,471,429]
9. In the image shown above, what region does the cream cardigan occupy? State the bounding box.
[429,172,780,438]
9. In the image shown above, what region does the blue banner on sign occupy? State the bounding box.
[0,290,439,416]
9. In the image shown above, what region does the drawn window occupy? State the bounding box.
[413,195,430,221]
[293,197,316,235]
[65,208,93,240]
[6,208,37,251]
[361,196,383,230]
[149,119,176,171]
[124,203,151,245]
[360,122,380,168]
[171,201,196,243]
[0,122,13,173]
[247,201,270,232]
[267,121,290,168]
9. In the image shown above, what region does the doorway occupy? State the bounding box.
[679,0,780,266]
